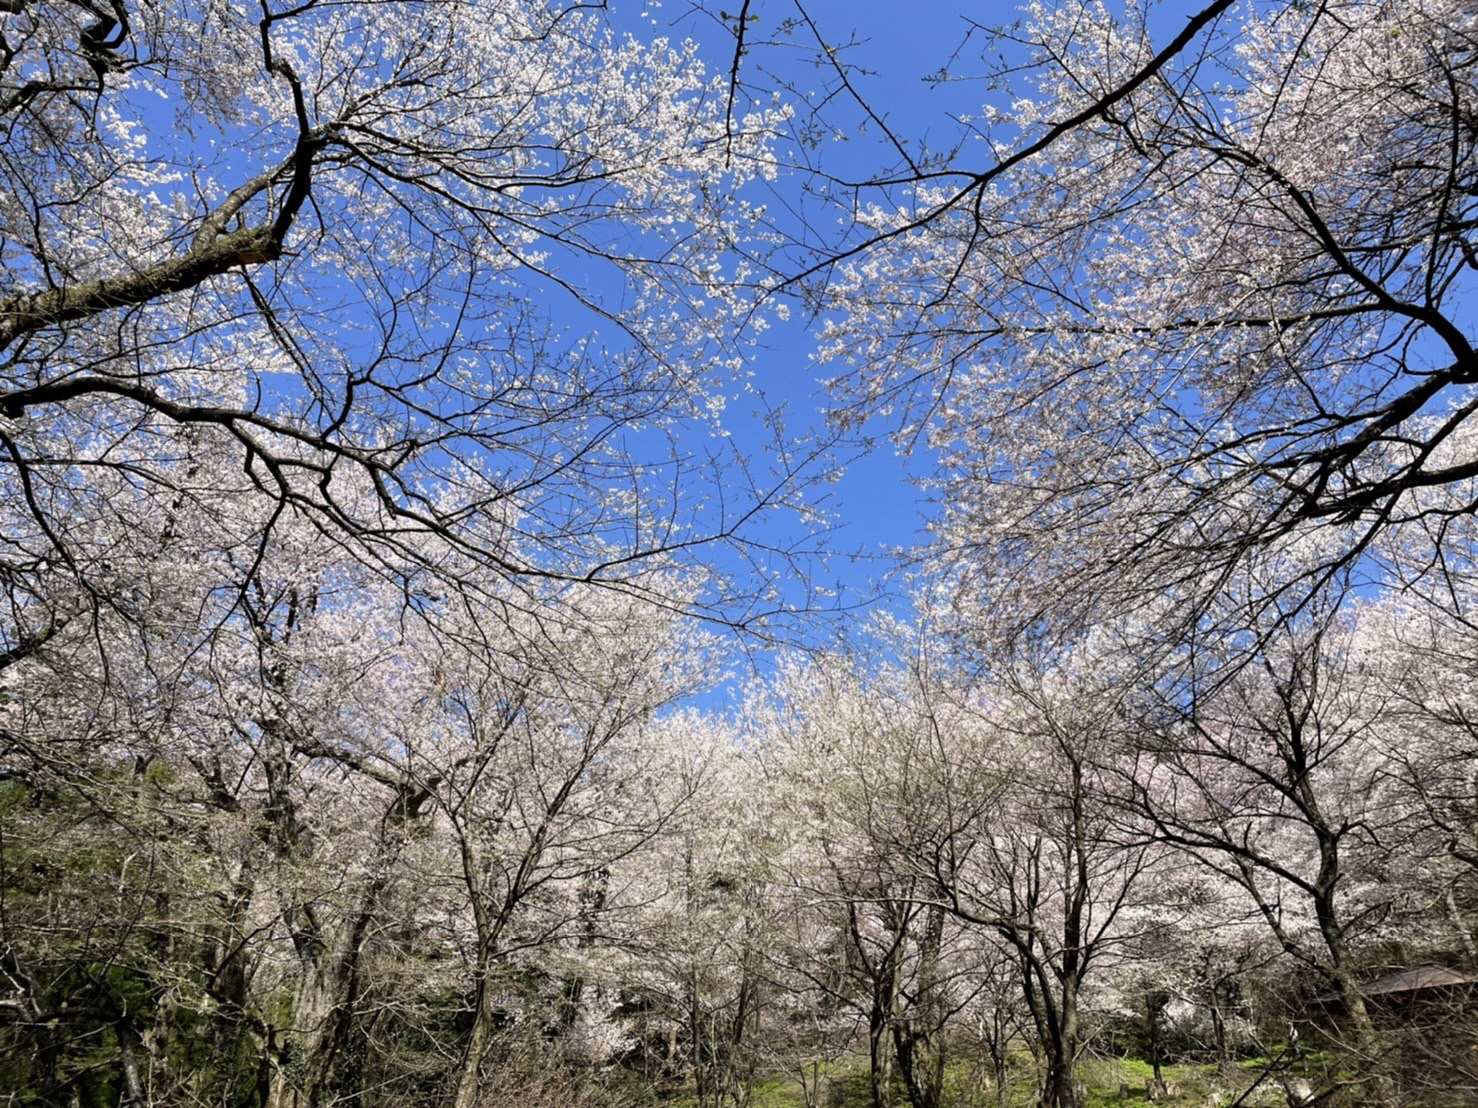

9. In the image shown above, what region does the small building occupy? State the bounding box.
[1310,964,1478,1098]
[1313,964,1478,1015]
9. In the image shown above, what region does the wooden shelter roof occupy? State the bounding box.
[1313,964,1478,1006]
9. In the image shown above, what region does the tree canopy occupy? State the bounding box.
[5,2,1478,1108]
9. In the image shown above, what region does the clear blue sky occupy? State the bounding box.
[606,1,1000,643]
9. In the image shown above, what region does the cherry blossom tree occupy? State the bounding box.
[0,504,442,1106]
[1128,583,1409,1102]
[1357,446,1478,935]
[601,713,785,1108]
[805,0,1478,649]
[919,655,1158,1108]
[748,634,1165,1108]
[0,0,796,682]
[751,649,987,1108]
[421,580,712,1108]
[0,9,805,1094]
[0,448,721,1107]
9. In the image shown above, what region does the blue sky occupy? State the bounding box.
[602,1,1003,640]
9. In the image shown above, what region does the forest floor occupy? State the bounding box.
[646,1052,1362,1108]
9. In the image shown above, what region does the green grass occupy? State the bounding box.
[618,1051,1332,1108]
[607,1038,1478,1108]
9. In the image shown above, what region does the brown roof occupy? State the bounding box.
[1313,964,1478,1006]
[1357,964,1476,997]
